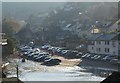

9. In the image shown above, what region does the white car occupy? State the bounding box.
[110,59,120,64]
[81,53,89,58]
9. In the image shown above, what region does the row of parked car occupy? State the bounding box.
[20,45,61,66]
[81,53,120,64]
[20,45,120,65]
[41,45,83,59]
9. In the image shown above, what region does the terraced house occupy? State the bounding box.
[88,32,120,56]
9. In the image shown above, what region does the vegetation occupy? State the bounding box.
[2,18,20,59]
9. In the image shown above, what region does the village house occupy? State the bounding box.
[0,33,7,45]
[108,19,120,32]
[87,19,120,56]
[87,32,120,56]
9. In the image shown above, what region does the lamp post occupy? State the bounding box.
[16,64,19,83]
[14,59,20,83]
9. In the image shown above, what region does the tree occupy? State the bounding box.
[2,18,19,59]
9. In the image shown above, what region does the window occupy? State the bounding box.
[105,48,110,53]
[96,41,101,45]
[92,47,94,50]
[105,41,109,45]
[96,48,98,52]
[98,48,101,52]
[96,48,101,52]
[112,41,116,47]
[91,41,94,45]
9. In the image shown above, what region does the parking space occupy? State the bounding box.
[81,53,120,65]
[20,45,61,66]
[20,44,120,67]
[41,45,83,59]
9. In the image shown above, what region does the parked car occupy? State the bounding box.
[20,46,32,52]
[61,50,70,55]
[90,55,97,59]
[64,50,79,59]
[55,48,66,55]
[94,55,101,60]
[90,55,101,60]
[41,45,51,50]
[110,59,120,64]
[28,51,40,57]
[32,53,42,60]
[81,53,89,59]
[101,55,116,62]
[81,53,92,59]
[44,57,51,61]
[76,52,82,58]
[85,54,92,59]
[34,55,48,62]
[42,58,61,66]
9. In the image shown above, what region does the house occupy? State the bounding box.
[64,36,80,49]
[87,32,120,56]
[0,33,7,45]
[108,19,120,32]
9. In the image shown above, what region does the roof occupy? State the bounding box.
[100,72,120,83]
[87,32,120,41]
[87,33,102,41]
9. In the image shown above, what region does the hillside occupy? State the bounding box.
[4,2,118,44]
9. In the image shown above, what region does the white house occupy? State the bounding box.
[0,33,7,45]
[87,32,120,56]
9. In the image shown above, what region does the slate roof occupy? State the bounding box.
[87,32,120,41]
[87,33,102,41]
